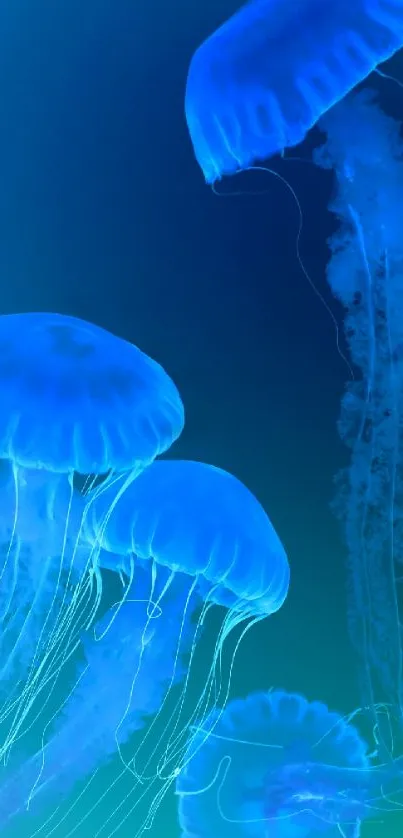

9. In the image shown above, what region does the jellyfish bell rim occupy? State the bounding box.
[185,82,288,185]
[176,689,372,838]
[86,459,291,620]
[98,544,290,619]
[0,311,185,475]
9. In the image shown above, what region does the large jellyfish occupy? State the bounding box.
[176,689,403,838]
[83,459,289,614]
[0,311,183,474]
[185,0,403,183]
[80,458,290,829]
[313,90,403,749]
[0,559,195,836]
[0,311,184,757]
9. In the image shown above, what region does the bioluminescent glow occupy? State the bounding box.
[185,0,403,182]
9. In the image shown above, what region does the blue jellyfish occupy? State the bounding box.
[0,560,194,835]
[0,311,184,756]
[176,689,403,838]
[313,90,403,744]
[83,458,289,616]
[0,311,183,474]
[80,458,289,825]
[185,0,403,183]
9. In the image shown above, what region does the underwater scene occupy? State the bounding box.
[1,0,403,836]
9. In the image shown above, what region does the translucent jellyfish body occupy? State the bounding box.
[0,562,194,835]
[0,311,184,757]
[177,689,403,838]
[313,90,403,745]
[0,311,183,473]
[84,459,289,615]
[81,459,289,827]
[185,0,403,182]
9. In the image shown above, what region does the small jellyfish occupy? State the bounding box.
[81,458,289,827]
[176,689,403,838]
[185,0,403,182]
[0,311,184,755]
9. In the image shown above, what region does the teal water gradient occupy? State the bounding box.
[0,0,402,835]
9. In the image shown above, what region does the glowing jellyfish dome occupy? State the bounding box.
[177,689,403,838]
[80,458,290,820]
[185,0,403,182]
[0,311,184,757]
[0,311,183,474]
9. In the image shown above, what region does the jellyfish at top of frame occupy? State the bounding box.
[0,560,196,835]
[185,0,403,183]
[176,689,403,838]
[80,458,289,822]
[0,311,184,758]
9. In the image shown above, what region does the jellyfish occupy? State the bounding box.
[0,559,195,835]
[176,689,403,838]
[79,458,290,828]
[312,89,403,748]
[185,0,403,183]
[0,311,184,756]
[0,311,183,474]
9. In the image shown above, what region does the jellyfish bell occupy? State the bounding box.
[0,310,184,558]
[176,689,403,838]
[185,0,403,183]
[0,311,184,755]
[84,459,290,617]
[0,311,184,474]
[79,458,289,827]
[0,458,86,561]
